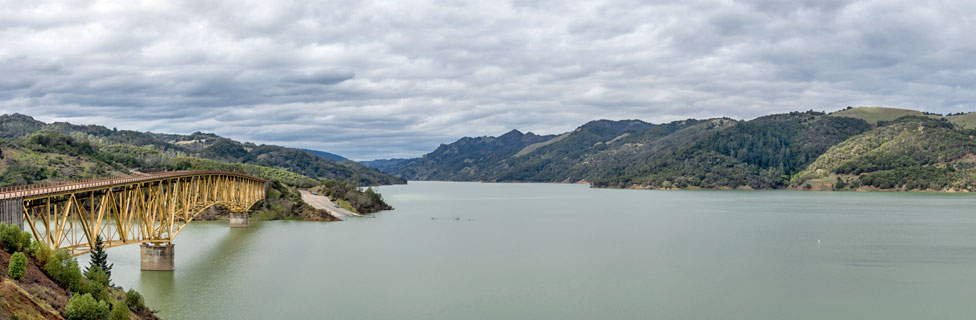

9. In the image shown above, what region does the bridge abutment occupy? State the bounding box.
[141,243,175,271]
[229,212,248,227]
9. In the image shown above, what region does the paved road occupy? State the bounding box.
[299,190,360,218]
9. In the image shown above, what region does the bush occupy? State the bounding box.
[19,230,32,253]
[85,266,110,287]
[125,289,145,311]
[8,252,26,280]
[54,248,72,262]
[0,223,22,253]
[82,278,108,303]
[34,243,53,265]
[64,293,110,320]
[44,256,62,280]
[59,259,84,292]
[110,302,130,320]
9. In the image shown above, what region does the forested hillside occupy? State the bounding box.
[379,107,976,191]
[0,114,404,186]
[792,116,976,191]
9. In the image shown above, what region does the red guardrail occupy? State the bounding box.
[0,170,267,200]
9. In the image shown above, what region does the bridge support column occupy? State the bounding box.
[229,212,248,228]
[0,198,24,229]
[141,243,175,271]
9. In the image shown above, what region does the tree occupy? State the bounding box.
[0,223,22,253]
[64,293,110,320]
[86,235,113,281]
[8,252,26,280]
[110,302,130,320]
[125,289,145,311]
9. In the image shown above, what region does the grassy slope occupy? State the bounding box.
[0,250,157,319]
[792,117,976,191]
[830,107,935,124]
[832,106,976,129]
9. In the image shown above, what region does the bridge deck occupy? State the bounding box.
[0,170,268,200]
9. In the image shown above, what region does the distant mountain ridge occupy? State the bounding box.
[374,107,976,191]
[0,113,405,186]
[300,149,348,161]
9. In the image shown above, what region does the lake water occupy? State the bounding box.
[89,182,976,319]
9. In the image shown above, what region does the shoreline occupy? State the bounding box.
[399,180,975,193]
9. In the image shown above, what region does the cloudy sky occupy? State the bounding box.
[1,1,974,160]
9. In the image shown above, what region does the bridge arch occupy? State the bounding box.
[0,171,268,270]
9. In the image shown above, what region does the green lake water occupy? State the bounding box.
[87,182,976,319]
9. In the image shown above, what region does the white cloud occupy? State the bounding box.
[1,0,974,159]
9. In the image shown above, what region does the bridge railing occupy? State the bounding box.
[0,170,268,200]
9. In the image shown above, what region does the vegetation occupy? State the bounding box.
[85,235,113,281]
[64,293,110,320]
[391,112,876,190]
[0,113,404,187]
[0,221,150,318]
[166,157,320,187]
[388,108,976,192]
[792,116,976,191]
[0,223,33,253]
[311,180,393,213]
[8,252,26,280]
[110,302,130,320]
[126,289,146,311]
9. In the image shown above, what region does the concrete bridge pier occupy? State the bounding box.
[229,212,248,228]
[141,243,175,271]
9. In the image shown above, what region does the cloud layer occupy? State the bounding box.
[1,0,974,159]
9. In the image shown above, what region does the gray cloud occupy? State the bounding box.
[1,0,974,160]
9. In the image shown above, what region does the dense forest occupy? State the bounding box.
[377,107,976,192]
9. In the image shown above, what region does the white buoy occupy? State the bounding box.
[817,239,821,244]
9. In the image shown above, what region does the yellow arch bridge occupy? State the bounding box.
[0,171,268,270]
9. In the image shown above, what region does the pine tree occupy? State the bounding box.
[86,235,113,281]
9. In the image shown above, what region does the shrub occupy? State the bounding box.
[19,230,32,253]
[85,266,110,287]
[110,302,130,320]
[34,243,53,265]
[125,289,145,311]
[60,259,84,292]
[44,256,62,280]
[54,249,72,262]
[8,252,26,280]
[64,293,110,320]
[0,224,22,253]
[82,278,108,303]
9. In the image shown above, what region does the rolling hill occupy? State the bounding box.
[378,107,976,191]
[0,114,405,187]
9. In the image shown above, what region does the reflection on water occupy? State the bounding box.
[86,182,976,319]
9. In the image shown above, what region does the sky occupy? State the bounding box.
[1,1,974,160]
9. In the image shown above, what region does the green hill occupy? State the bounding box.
[792,116,976,191]
[830,106,937,124]
[384,107,976,191]
[387,112,875,189]
[0,114,404,186]
[831,106,976,130]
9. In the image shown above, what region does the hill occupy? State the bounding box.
[0,226,158,319]
[0,114,404,186]
[832,106,976,130]
[393,129,557,180]
[380,109,976,191]
[300,149,348,161]
[361,158,413,172]
[830,106,938,124]
[792,116,976,191]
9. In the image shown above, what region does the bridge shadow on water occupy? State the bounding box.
[137,219,264,317]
